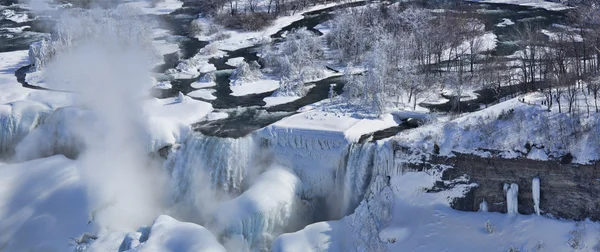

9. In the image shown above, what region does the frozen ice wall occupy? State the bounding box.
[0,100,51,158]
[167,133,259,213]
[213,166,309,251]
[13,107,91,161]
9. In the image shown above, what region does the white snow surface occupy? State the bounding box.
[230,78,280,96]
[263,96,301,107]
[142,96,213,152]
[187,89,216,100]
[190,74,217,89]
[0,155,90,252]
[395,92,600,164]
[124,215,226,252]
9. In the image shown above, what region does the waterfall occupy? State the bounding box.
[167,132,259,212]
[335,141,399,217]
[213,166,309,251]
[336,142,375,217]
[0,101,51,158]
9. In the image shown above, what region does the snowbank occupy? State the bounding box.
[187,89,216,100]
[142,96,214,152]
[123,215,226,252]
[0,155,89,251]
[263,96,301,107]
[230,78,280,96]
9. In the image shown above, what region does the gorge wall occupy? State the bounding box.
[423,153,600,221]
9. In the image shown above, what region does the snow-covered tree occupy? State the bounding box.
[230,61,262,86]
[263,28,323,96]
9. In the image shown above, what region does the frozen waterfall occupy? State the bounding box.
[167,133,259,207]
[213,166,308,251]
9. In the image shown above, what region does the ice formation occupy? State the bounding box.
[0,100,52,157]
[532,177,540,215]
[259,125,348,199]
[337,143,376,216]
[505,183,519,214]
[14,107,91,161]
[272,186,393,252]
[213,166,308,251]
[479,200,489,212]
[28,39,53,71]
[167,133,258,208]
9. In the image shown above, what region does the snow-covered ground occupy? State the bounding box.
[396,90,600,164]
[0,155,89,251]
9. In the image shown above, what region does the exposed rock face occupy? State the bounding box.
[428,153,600,221]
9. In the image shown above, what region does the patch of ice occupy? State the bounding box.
[225,57,245,67]
[263,96,301,107]
[187,89,216,100]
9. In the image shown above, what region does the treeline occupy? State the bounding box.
[511,2,600,114]
[325,2,507,113]
[324,1,600,115]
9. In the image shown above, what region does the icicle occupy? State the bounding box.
[479,200,488,212]
[532,177,540,215]
[506,183,519,214]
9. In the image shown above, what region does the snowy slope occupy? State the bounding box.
[0,155,90,252]
[124,215,226,252]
